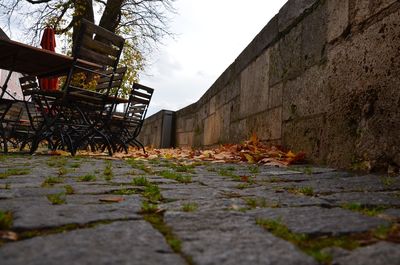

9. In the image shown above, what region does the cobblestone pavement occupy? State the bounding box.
[0,154,399,265]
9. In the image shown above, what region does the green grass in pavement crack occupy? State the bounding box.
[159,170,192,184]
[182,202,198,212]
[0,210,13,230]
[248,165,260,174]
[143,213,194,265]
[69,162,81,168]
[132,176,150,186]
[140,201,160,214]
[217,167,245,182]
[104,161,114,181]
[47,192,66,205]
[380,176,396,187]
[166,162,195,173]
[236,183,251,190]
[78,174,96,182]
[126,158,153,174]
[0,168,30,179]
[143,184,162,203]
[18,220,118,240]
[41,176,64,187]
[242,197,280,210]
[58,167,68,176]
[341,203,386,216]
[64,185,75,195]
[218,166,236,176]
[111,188,137,195]
[47,157,67,168]
[256,218,356,264]
[286,186,315,196]
[257,219,400,265]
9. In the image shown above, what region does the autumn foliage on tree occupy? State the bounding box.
[0,0,175,96]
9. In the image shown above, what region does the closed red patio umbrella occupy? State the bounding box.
[39,27,59,90]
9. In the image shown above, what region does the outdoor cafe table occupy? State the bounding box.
[0,38,101,79]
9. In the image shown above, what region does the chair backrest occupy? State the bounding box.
[18,76,47,130]
[73,19,125,70]
[95,67,127,95]
[18,76,39,99]
[124,83,154,134]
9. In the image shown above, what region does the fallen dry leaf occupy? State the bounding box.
[75,133,305,167]
[99,196,124,203]
[0,231,18,241]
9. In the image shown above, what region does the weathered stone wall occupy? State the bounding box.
[141,0,400,171]
[139,111,164,148]
[139,110,175,148]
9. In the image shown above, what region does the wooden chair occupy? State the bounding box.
[29,19,125,155]
[109,83,154,153]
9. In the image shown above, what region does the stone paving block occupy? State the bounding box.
[252,206,388,236]
[238,188,330,207]
[320,191,400,207]
[0,187,66,199]
[382,208,400,221]
[332,241,400,265]
[0,195,141,230]
[165,211,317,265]
[0,221,186,265]
[161,198,247,212]
[256,171,352,183]
[272,175,400,194]
[160,183,220,200]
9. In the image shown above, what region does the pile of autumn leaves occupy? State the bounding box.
[122,134,305,167]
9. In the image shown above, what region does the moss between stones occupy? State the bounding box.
[257,218,400,264]
[41,176,64,187]
[143,213,194,265]
[0,211,13,230]
[158,170,192,184]
[341,203,386,217]
[126,158,153,174]
[47,193,67,205]
[0,168,30,179]
[103,161,114,181]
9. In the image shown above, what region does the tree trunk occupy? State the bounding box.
[98,0,124,33]
[72,0,94,47]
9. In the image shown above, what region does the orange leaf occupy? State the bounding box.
[240,175,250,182]
[249,132,260,146]
[0,231,18,241]
[286,150,296,158]
[243,153,255,163]
[99,196,124,203]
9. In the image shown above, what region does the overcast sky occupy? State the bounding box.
[141,0,287,116]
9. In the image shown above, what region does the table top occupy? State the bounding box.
[0,38,101,77]
[25,88,129,105]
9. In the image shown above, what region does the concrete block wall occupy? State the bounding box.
[141,0,400,171]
